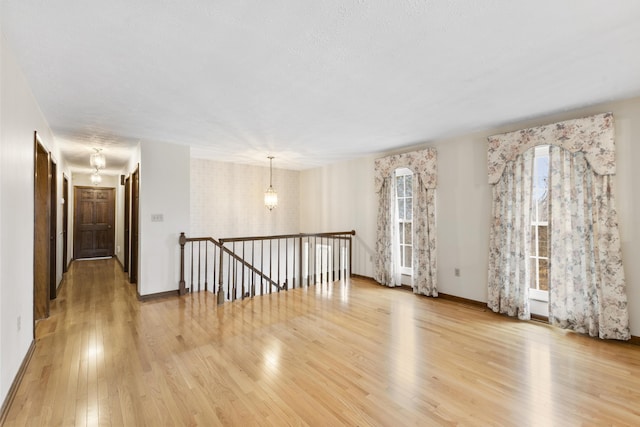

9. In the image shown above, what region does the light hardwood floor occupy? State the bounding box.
[3,258,640,426]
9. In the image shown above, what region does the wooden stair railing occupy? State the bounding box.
[179,231,355,304]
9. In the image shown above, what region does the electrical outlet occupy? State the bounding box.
[17,315,21,332]
[151,214,164,222]
[454,268,460,277]
[117,245,121,253]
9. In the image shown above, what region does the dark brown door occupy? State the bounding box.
[130,167,139,284]
[73,186,116,259]
[124,176,130,272]
[34,134,50,321]
[49,160,58,299]
[62,176,69,273]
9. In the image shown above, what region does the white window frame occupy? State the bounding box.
[530,145,549,303]
[395,168,413,276]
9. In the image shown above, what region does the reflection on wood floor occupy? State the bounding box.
[3,258,640,426]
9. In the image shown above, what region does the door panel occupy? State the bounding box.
[79,201,94,224]
[95,201,110,223]
[74,186,115,259]
[34,136,50,320]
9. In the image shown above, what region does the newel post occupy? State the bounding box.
[179,232,187,295]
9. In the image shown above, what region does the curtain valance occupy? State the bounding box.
[487,112,615,184]
[374,148,437,192]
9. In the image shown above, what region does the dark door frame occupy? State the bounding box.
[73,186,116,259]
[33,132,51,328]
[124,175,130,273]
[129,165,139,284]
[49,159,57,299]
[62,175,69,273]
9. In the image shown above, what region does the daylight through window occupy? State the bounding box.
[530,146,549,301]
[396,168,413,275]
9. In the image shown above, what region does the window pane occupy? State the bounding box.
[530,258,538,289]
[538,225,548,258]
[406,198,413,220]
[539,258,549,291]
[405,222,412,245]
[396,176,404,197]
[397,199,405,219]
[405,246,412,268]
[537,196,548,222]
[406,175,413,197]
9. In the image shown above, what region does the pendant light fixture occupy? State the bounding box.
[90,168,102,185]
[90,148,106,170]
[264,156,278,211]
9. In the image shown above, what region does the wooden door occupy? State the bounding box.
[62,176,69,273]
[73,187,116,259]
[130,167,139,284]
[34,134,50,320]
[49,160,58,299]
[124,176,130,272]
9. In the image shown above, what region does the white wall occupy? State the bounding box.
[70,173,125,265]
[300,96,640,337]
[0,34,70,404]
[137,140,190,296]
[191,158,300,239]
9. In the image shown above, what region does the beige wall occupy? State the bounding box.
[136,140,190,296]
[300,95,640,337]
[0,34,70,402]
[190,158,300,239]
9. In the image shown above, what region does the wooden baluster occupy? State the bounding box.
[212,244,217,295]
[204,242,209,292]
[217,243,224,305]
[349,233,353,278]
[332,237,336,282]
[297,236,302,289]
[338,236,342,281]
[241,242,246,298]
[321,236,324,284]
[277,238,281,292]
[190,241,194,293]
[269,240,273,294]
[308,236,311,286]
[226,248,231,301]
[197,241,201,292]
[232,242,237,301]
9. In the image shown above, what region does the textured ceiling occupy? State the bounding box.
[3,1,640,172]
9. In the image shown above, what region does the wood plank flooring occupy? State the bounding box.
[3,258,640,426]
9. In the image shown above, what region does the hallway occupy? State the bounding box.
[3,259,640,426]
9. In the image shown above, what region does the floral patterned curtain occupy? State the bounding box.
[487,150,534,319]
[374,148,437,296]
[374,176,401,287]
[487,112,630,340]
[548,147,630,340]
